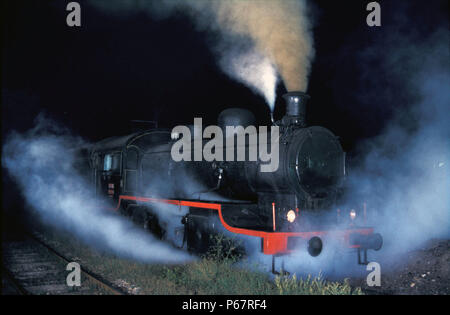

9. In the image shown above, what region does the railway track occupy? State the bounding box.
[2,233,127,295]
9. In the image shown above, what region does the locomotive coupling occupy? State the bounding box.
[349,233,383,251]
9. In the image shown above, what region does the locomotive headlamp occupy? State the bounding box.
[286,210,296,223]
[350,209,356,220]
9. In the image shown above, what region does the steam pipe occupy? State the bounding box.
[350,233,383,251]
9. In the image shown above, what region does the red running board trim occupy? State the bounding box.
[112,195,374,255]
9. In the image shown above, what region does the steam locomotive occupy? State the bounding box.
[86,92,382,267]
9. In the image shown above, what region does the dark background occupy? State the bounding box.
[1,0,448,215]
[2,0,447,149]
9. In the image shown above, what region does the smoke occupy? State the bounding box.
[90,0,315,111]
[347,45,450,255]
[231,21,450,278]
[2,115,192,263]
[281,25,450,278]
[204,0,314,92]
[218,43,279,111]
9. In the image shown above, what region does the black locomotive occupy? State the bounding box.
[86,92,382,265]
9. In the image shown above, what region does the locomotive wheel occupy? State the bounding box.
[186,215,210,254]
[148,215,166,240]
[121,202,135,217]
[129,206,166,239]
[187,229,209,254]
[131,206,149,229]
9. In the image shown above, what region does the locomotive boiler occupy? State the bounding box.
[88,92,382,266]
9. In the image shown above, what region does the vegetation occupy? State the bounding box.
[38,227,363,295]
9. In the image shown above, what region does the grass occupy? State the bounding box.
[37,226,363,295]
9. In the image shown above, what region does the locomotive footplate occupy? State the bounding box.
[268,228,382,273]
[112,195,383,264]
[261,228,382,255]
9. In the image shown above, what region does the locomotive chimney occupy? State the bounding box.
[282,91,310,127]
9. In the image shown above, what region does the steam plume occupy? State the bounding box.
[202,0,314,92]
[2,116,192,263]
[255,25,450,278]
[90,0,315,111]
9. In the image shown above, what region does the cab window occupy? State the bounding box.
[103,153,121,172]
[103,155,112,171]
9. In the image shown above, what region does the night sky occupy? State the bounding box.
[1,0,448,151]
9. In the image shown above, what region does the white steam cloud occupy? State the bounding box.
[349,71,450,255]
[267,27,450,277]
[221,26,449,279]
[2,117,192,263]
[219,47,278,111]
[90,0,315,112]
[342,27,450,259]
